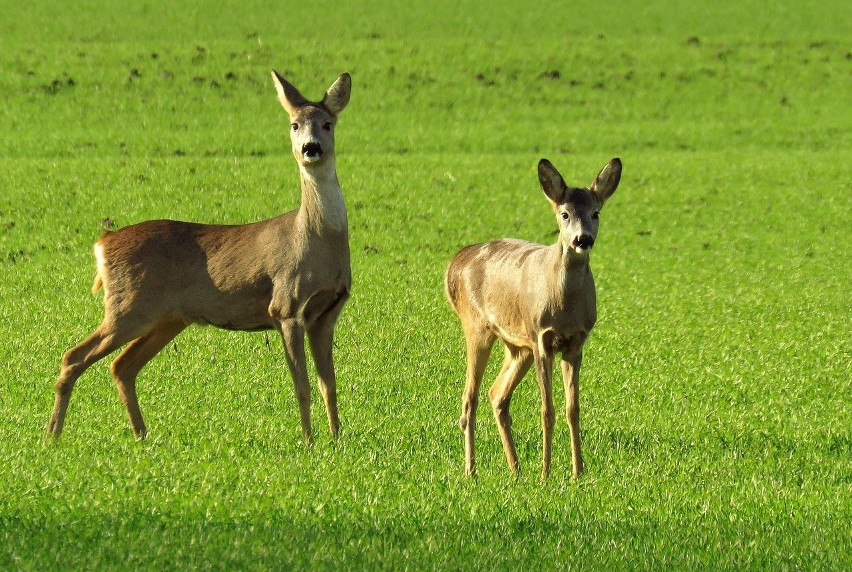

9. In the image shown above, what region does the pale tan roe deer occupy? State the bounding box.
[445,157,622,478]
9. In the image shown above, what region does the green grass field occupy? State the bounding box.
[1,1,850,569]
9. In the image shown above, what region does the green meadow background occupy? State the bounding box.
[1,1,850,569]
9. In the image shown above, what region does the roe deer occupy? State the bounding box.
[46,71,352,444]
[445,157,622,478]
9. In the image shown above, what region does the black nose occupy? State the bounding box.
[302,142,323,158]
[573,235,594,250]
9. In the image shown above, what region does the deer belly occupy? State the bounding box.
[185,289,275,331]
[194,310,275,332]
[488,313,534,349]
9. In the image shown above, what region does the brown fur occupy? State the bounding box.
[46,72,353,444]
[445,157,622,478]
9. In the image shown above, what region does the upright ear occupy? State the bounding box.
[538,159,567,205]
[323,72,351,116]
[271,70,308,116]
[590,157,622,207]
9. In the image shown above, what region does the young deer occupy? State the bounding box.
[46,71,352,445]
[445,158,622,478]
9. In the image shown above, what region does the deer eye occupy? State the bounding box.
[323,122,332,131]
[561,212,570,220]
[592,211,600,220]
[291,123,299,131]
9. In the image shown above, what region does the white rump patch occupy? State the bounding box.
[94,242,108,293]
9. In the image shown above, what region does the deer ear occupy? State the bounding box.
[323,72,351,116]
[538,159,566,205]
[591,158,622,206]
[271,70,308,116]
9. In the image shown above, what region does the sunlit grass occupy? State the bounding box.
[1,1,850,570]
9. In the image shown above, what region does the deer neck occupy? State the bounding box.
[297,157,347,235]
[550,243,591,294]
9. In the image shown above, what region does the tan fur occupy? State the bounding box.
[445,158,622,479]
[46,72,353,444]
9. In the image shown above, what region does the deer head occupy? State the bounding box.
[271,71,351,167]
[538,158,622,255]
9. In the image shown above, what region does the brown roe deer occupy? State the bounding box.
[46,72,352,444]
[445,158,622,478]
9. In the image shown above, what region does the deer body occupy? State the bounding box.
[92,212,349,333]
[47,72,352,444]
[448,239,597,350]
[446,158,621,478]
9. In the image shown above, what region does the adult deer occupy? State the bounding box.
[445,157,622,478]
[46,71,352,445]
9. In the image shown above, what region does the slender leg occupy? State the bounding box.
[278,319,312,446]
[488,345,532,476]
[561,351,584,478]
[307,295,348,439]
[109,319,187,438]
[533,346,556,479]
[47,322,127,438]
[459,326,495,476]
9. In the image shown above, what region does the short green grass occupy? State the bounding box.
[1,1,850,569]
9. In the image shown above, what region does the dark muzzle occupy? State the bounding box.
[573,235,595,250]
[302,142,323,159]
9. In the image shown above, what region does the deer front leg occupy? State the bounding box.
[307,293,349,439]
[561,351,584,478]
[489,345,532,476]
[533,344,556,479]
[278,319,312,446]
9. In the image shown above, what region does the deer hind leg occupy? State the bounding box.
[109,319,187,439]
[307,292,349,439]
[488,345,533,476]
[459,326,495,476]
[47,321,129,438]
[561,351,584,478]
[533,345,557,479]
[278,318,312,446]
